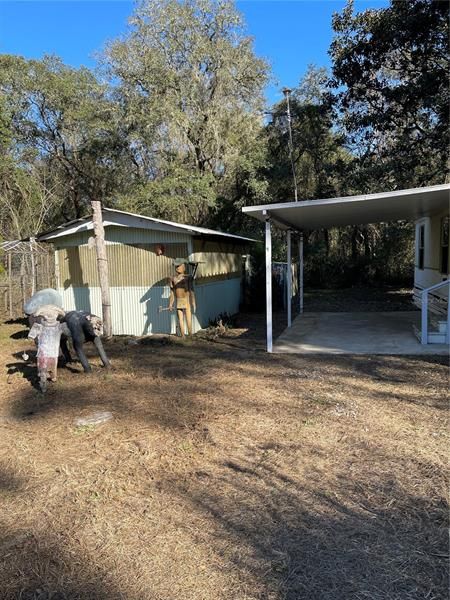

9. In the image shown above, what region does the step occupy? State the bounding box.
[428,332,447,344]
[413,288,448,318]
[412,324,448,344]
[413,302,448,319]
[432,320,448,334]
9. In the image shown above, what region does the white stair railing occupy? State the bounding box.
[421,279,449,345]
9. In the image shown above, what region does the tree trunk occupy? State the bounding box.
[323,229,330,256]
[351,226,358,261]
[91,200,112,338]
[363,227,371,259]
[72,192,82,219]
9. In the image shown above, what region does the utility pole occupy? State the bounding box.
[91,200,112,338]
[283,87,303,318]
[282,87,298,202]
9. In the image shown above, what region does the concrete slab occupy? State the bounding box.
[274,312,450,355]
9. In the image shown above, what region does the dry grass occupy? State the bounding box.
[0,316,448,600]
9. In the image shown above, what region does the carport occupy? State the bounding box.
[242,184,450,354]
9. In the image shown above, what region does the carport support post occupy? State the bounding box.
[447,290,450,345]
[287,230,292,327]
[299,232,304,314]
[264,215,273,353]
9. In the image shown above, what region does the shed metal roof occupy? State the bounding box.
[242,184,450,230]
[37,208,255,243]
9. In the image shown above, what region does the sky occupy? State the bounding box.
[0,0,388,105]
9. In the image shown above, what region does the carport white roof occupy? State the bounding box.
[242,184,450,230]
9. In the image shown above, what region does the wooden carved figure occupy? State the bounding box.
[168,259,196,337]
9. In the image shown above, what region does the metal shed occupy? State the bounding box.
[37,208,254,336]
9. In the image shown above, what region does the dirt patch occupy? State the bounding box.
[0,318,448,599]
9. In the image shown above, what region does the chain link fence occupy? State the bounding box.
[0,240,55,319]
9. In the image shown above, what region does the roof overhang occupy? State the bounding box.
[37,208,255,243]
[242,184,450,230]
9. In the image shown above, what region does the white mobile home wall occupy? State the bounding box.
[414,209,449,299]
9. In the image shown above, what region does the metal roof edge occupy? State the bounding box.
[103,208,256,242]
[242,183,450,215]
[37,207,256,243]
[36,214,92,240]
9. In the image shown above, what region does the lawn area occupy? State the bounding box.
[0,317,448,600]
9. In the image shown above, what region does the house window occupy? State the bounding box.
[418,224,425,270]
[441,217,449,274]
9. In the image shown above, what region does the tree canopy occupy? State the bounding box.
[0,0,448,286]
[330,0,449,189]
[105,0,269,224]
[0,54,134,222]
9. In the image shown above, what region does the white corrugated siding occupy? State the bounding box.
[193,278,241,329]
[58,285,174,335]
[54,225,246,336]
[53,226,191,248]
[58,277,242,336]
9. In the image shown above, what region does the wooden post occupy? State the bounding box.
[8,252,12,319]
[287,230,292,327]
[265,215,273,353]
[46,251,50,288]
[20,256,26,312]
[91,200,112,337]
[54,248,59,290]
[30,237,36,296]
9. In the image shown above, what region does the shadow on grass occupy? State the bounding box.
[6,360,41,392]
[7,362,214,432]
[9,329,29,340]
[6,348,100,394]
[2,321,448,599]
[0,524,129,600]
[6,338,449,423]
[4,317,28,326]
[160,454,448,599]
[349,353,449,383]
[0,465,26,492]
